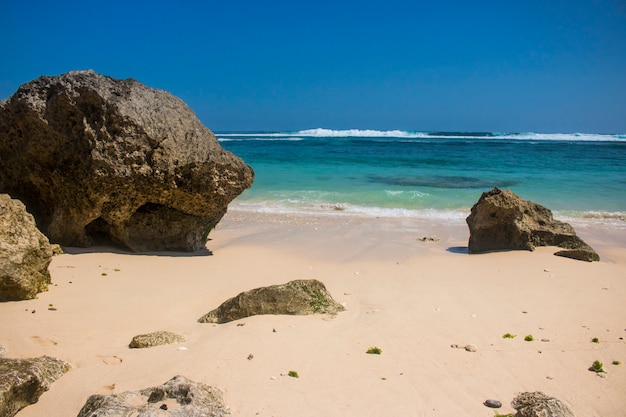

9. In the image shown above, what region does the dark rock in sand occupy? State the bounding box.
[512,391,575,417]
[198,279,345,324]
[129,331,185,349]
[484,399,502,408]
[0,356,70,417]
[77,375,230,417]
[0,70,253,252]
[466,188,599,261]
[0,194,61,301]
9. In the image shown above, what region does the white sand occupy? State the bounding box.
[2,210,625,416]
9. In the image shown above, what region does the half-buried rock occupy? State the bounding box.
[511,391,575,417]
[466,188,599,262]
[198,279,345,324]
[129,331,185,349]
[0,70,253,252]
[0,194,61,300]
[0,356,70,417]
[77,375,229,417]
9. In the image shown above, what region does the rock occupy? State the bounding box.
[0,194,61,300]
[464,344,477,352]
[0,70,253,252]
[512,391,575,417]
[77,375,230,417]
[466,188,599,261]
[198,279,345,324]
[129,331,185,349]
[484,399,502,408]
[0,356,70,417]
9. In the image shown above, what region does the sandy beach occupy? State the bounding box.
[2,209,625,417]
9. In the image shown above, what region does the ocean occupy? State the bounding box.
[217,129,626,225]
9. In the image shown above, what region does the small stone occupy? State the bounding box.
[272,328,277,333]
[484,399,502,408]
[247,354,254,360]
[159,404,168,410]
[541,338,550,342]
[48,307,57,311]
[237,323,245,327]
[31,310,36,314]
[465,344,477,352]
[546,376,554,380]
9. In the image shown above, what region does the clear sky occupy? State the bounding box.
[1,0,625,133]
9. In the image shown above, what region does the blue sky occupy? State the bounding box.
[1,0,625,133]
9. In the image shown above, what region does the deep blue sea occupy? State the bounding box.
[218,129,626,224]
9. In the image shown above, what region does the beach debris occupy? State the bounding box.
[484,399,502,408]
[76,375,230,417]
[129,331,185,349]
[524,335,535,342]
[287,370,299,378]
[247,354,254,360]
[197,279,345,324]
[0,356,70,417]
[466,187,599,261]
[511,391,575,417]
[417,236,440,242]
[0,70,253,252]
[366,347,382,355]
[589,360,605,374]
[0,194,61,301]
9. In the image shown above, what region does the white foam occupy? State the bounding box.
[216,129,626,142]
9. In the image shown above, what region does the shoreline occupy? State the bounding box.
[3,209,626,416]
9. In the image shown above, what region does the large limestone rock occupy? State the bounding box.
[198,279,345,324]
[0,70,253,252]
[512,391,575,417]
[0,194,60,300]
[466,188,599,262]
[0,356,70,417]
[77,375,230,417]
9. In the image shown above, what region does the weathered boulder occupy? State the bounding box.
[0,70,253,252]
[198,279,345,324]
[77,375,230,417]
[129,331,185,349]
[0,356,70,417]
[512,391,575,417]
[466,188,599,261]
[0,194,61,301]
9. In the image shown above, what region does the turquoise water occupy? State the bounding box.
[218,129,626,222]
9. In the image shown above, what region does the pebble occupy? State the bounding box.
[247,354,254,360]
[465,344,477,352]
[484,399,502,408]
[541,338,551,342]
[177,346,188,351]
[159,404,168,410]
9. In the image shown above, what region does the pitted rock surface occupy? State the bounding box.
[0,194,60,300]
[0,70,253,251]
[77,375,230,417]
[512,391,575,417]
[466,188,599,261]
